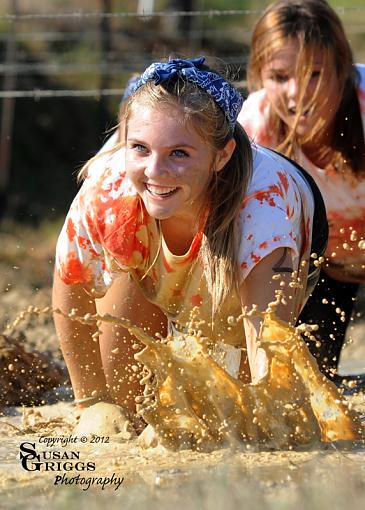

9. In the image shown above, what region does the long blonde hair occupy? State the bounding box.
[124,75,252,314]
[248,0,364,174]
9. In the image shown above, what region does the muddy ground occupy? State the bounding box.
[0,222,364,509]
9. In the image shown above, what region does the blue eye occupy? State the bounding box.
[172,149,188,157]
[131,143,147,153]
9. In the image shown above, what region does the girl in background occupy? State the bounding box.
[238,0,365,378]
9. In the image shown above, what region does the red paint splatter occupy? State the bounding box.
[250,252,261,264]
[66,218,76,242]
[277,171,289,194]
[286,204,294,219]
[77,236,88,249]
[95,196,150,266]
[59,253,92,285]
[242,185,282,209]
[113,173,126,192]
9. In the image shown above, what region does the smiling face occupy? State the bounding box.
[260,40,340,142]
[125,102,230,224]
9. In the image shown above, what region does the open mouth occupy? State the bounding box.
[145,183,179,198]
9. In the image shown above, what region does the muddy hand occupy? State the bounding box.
[74,402,137,440]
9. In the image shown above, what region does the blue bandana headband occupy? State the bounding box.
[131,57,243,133]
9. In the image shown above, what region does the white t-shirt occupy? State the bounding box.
[56,142,313,346]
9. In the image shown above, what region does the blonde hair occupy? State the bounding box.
[248,0,364,174]
[124,75,252,314]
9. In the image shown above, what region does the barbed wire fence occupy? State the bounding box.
[0,3,364,221]
[1,5,365,99]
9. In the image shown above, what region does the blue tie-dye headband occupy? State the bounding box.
[131,57,243,133]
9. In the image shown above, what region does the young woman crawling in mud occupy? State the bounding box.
[52,57,363,449]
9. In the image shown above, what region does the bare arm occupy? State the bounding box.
[95,272,167,412]
[52,270,109,405]
[239,247,307,382]
[53,270,168,412]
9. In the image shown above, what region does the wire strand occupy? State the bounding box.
[0,88,124,99]
[0,80,248,100]
[2,7,364,22]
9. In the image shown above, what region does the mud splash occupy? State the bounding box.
[46,303,363,451]
[133,312,363,450]
[2,300,364,451]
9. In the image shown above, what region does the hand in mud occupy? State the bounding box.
[73,402,137,439]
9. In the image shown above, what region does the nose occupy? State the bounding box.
[286,77,298,98]
[144,153,168,179]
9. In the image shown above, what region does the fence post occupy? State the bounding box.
[0,0,18,221]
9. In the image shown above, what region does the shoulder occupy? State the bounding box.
[238,90,276,146]
[80,145,136,210]
[237,145,313,280]
[238,89,269,123]
[247,145,313,206]
[249,145,295,186]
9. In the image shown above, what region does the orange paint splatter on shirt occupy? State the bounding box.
[60,253,92,285]
[77,236,88,250]
[66,218,76,242]
[113,172,126,192]
[94,195,150,266]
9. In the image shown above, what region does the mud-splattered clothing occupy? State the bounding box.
[56,144,314,346]
[238,64,365,282]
